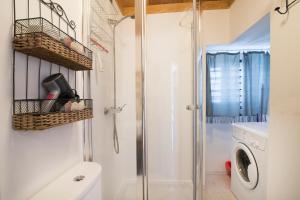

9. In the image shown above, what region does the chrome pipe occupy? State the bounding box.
[112,18,119,154]
[192,0,203,199]
[135,0,148,198]
[191,2,196,199]
[110,15,134,154]
[82,0,94,162]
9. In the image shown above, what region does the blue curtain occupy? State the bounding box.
[242,52,270,121]
[206,52,270,123]
[206,53,241,123]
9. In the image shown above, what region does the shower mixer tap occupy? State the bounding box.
[104,104,127,115]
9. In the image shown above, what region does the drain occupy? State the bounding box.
[73,175,85,182]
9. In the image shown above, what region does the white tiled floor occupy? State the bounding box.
[116,174,236,200]
[116,181,193,200]
[203,174,237,200]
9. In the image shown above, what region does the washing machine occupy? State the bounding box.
[231,122,268,200]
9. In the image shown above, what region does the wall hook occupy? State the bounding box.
[275,0,299,14]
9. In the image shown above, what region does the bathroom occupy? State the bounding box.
[0,0,300,200]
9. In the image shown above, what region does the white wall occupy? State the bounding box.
[202,0,272,46]
[267,0,300,199]
[0,1,84,199]
[230,0,272,41]
[91,15,137,200]
[205,124,233,174]
[202,9,231,45]
[89,0,137,198]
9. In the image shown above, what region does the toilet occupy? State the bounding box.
[29,162,102,200]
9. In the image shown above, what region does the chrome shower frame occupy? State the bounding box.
[135,0,148,197]
[135,0,203,199]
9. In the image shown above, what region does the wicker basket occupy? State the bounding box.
[13,108,93,130]
[13,18,92,71]
[13,33,92,71]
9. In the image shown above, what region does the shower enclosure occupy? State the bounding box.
[88,0,203,199]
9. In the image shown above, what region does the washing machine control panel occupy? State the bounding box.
[232,125,267,151]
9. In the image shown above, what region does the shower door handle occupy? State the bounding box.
[186,105,200,111]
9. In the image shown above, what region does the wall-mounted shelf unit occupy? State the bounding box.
[13,0,93,131]
[14,18,93,71]
[13,99,93,130]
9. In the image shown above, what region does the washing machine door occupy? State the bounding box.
[234,142,258,190]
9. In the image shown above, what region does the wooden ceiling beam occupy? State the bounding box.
[201,0,234,10]
[119,0,235,16]
[115,0,127,15]
[122,2,192,16]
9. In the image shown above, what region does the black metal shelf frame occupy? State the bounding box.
[14,17,93,60]
[12,0,93,130]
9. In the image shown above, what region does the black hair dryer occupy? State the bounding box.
[41,73,76,113]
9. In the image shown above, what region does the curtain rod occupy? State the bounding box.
[206,49,270,54]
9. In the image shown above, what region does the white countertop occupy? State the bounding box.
[232,122,269,138]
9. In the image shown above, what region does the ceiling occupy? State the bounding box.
[207,14,270,52]
[116,0,235,16]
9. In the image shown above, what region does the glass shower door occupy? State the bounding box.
[134,1,202,200]
[145,11,194,200]
[135,0,202,199]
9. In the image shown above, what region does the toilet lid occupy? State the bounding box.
[234,142,259,190]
